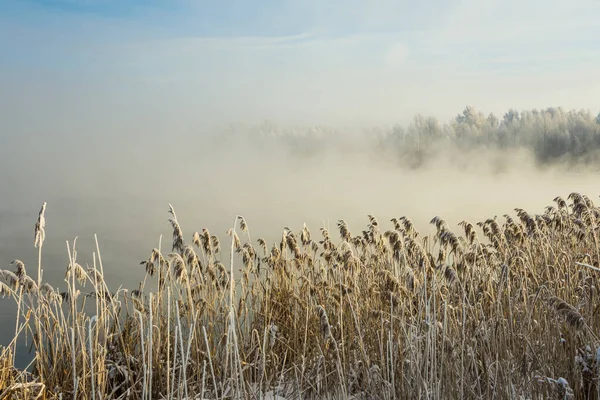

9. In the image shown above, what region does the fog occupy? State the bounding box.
[4,112,600,368]
[2,122,600,289]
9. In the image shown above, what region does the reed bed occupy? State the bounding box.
[2,194,600,399]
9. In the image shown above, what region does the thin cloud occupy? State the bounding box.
[384,43,410,67]
[2,0,600,127]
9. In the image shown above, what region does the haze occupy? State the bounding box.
[1,0,600,337]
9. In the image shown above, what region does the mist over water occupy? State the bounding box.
[2,127,599,280]
[2,120,600,368]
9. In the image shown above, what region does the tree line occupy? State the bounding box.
[371,106,600,168]
[219,106,600,168]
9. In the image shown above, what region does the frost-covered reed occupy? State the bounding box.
[2,195,600,399]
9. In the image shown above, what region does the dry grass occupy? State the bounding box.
[2,193,600,399]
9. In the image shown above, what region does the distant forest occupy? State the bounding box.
[220,106,600,169]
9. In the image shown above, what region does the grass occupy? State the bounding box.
[1,193,600,399]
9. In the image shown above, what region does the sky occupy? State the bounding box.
[1,0,600,129]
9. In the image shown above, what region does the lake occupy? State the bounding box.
[2,137,599,368]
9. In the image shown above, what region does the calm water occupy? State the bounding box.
[2,139,600,368]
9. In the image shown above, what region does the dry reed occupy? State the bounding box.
[1,195,600,399]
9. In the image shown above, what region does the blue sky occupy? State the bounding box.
[1,0,600,127]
